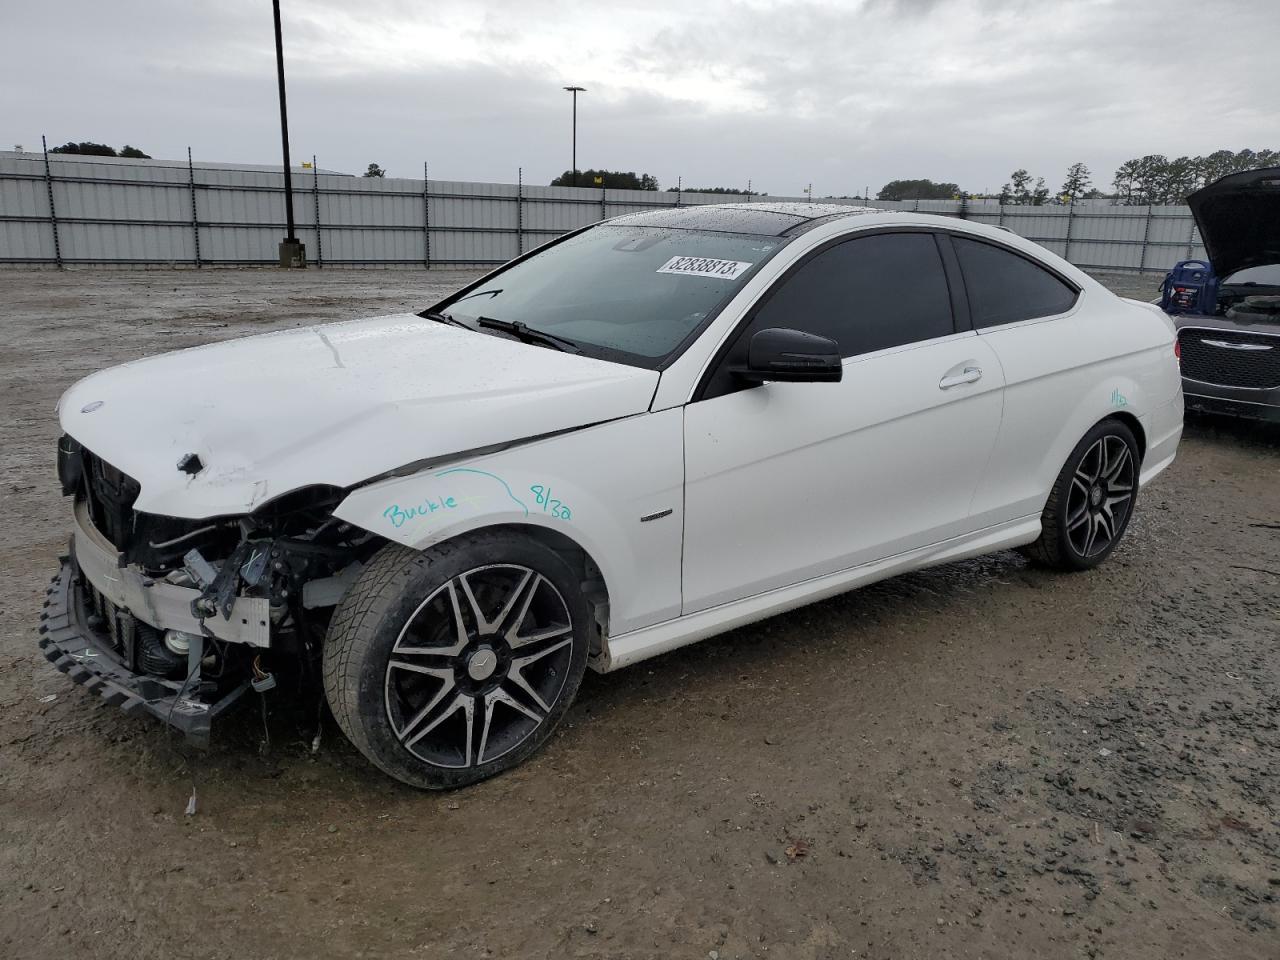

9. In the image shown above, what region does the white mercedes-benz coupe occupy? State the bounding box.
[41,203,1183,788]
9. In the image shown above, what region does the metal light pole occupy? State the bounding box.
[563,86,585,187]
[273,0,305,266]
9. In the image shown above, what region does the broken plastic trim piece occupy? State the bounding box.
[186,541,253,621]
[39,557,249,747]
[239,545,270,587]
[183,548,218,590]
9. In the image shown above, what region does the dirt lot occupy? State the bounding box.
[1,268,1277,960]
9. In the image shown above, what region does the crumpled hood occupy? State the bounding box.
[1187,166,1280,278]
[58,313,658,519]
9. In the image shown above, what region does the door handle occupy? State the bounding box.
[939,366,982,390]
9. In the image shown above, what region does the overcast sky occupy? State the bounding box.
[5,0,1278,195]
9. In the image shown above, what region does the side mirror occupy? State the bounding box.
[734,327,843,383]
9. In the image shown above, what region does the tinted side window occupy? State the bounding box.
[751,232,954,358]
[953,237,1078,327]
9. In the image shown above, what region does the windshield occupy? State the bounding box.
[437,224,787,368]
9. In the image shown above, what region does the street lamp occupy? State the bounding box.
[563,86,585,187]
[273,0,305,267]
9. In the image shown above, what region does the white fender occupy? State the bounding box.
[333,408,686,636]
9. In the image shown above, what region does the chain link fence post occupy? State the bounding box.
[423,161,431,270]
[1064,200,1074,264]
[1140,205,1154,272]
[40,135,62,268]
[312,155,323,268]
[517,167,524,255]
[187,147,201,268]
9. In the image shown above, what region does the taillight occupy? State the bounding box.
[1174,339,1181,366]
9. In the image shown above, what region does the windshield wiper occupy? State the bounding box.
[477,316,580,353]
[454,289,503,302]
[422,309,473,329]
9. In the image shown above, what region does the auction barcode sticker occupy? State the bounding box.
[656,255,753,280]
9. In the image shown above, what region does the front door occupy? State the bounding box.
[681,231,1006,614]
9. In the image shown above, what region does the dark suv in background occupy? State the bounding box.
[1163,167,1280,422]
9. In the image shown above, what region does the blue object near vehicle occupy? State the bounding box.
[1160,259,1218,315]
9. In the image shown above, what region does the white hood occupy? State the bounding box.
[58,313,658,519]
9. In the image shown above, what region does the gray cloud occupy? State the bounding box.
[4,0,1277,196]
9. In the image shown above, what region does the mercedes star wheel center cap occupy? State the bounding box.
[467,648,499,681]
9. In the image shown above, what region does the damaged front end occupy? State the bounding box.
[39,436,379,745]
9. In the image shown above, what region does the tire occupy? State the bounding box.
[322,531,591,789]
[1022,418,1141,572]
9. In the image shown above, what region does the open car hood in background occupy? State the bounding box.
[1187,166,1280,278]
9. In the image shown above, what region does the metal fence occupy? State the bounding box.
[0,149,1205,273]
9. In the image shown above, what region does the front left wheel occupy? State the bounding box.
[323,533,591,789]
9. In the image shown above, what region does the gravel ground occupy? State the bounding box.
[1,268,1277,960]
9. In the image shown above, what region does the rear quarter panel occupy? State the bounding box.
[969,286,1181,527]
[333,409,685,635]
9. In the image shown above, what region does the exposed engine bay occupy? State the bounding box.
[1222,290,1280,322]
[43,435,385,741]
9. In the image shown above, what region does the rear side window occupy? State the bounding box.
[750,232,954,358]
[953,237,1078,328]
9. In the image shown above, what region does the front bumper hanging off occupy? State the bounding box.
[37,555,249,746]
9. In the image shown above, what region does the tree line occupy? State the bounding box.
[550,169,660,190]
[878,148,1277,206]
[1111,149,1279,204]
[49,141,150,158]
[878,164,1096,204]
[358,165,762,192]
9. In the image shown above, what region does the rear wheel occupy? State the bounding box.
[1023,419,1140,571]
[323,532,591,789]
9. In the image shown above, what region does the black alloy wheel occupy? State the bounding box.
[323,533,591,789]
[1023,419,1142,571]
[384,564,576,770]
[1063,434,1136,559]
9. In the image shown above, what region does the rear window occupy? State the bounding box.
[953,237,1078,328]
